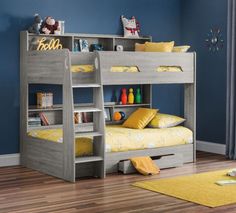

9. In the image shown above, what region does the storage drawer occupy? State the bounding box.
[118,153,183,174]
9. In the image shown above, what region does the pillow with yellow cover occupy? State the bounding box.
[172,45,191,52]
[145,41,175,52]
[148,113,185,128]
[135,43,145,52]
[123,108,158,129]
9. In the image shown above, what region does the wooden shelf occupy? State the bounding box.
[75,156,103,164]
[74,106,101,113]
[72,84,101,88]
[106,103,151,108]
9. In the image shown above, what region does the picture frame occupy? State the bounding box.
[104,108,111,121]
[79,39,89,52]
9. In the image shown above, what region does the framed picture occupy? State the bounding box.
[104,108,111,121]
[79,39,89,52]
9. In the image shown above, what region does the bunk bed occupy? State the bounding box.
[20,31,196,182]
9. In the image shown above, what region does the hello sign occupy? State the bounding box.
[37,37,63,51]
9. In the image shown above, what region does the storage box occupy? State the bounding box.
[37,92,53,108]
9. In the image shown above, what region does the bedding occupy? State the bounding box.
[28,125,193,156]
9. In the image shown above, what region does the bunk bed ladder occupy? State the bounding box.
[73,59,106,179]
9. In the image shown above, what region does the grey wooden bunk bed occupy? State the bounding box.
[20,31,196,182]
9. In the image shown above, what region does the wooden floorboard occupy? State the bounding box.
[0,152,236,213]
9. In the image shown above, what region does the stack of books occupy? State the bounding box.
[28,116,41,127]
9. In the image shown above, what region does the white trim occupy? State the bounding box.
[196,140,226,155]
[0,154,20,167]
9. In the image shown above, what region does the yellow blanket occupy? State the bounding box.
[28,126,192,156]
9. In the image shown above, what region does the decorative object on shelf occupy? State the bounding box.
[128,88,134,104]
[115,45,123,51]
[205,28,224,52]
[36,92,53,108]
[104,108,111,121]
[111,89,118,103]
[39,112,50,126]
[73,40,80,52]
[121,88,128,105]
[121,15,140,38]
[28,14,42,35]
[36,37,63,50]
[113,112,122,121]
[74,112,82,124]
[40,16,60,34]
[135,88,142,104]
[91,44,103,51]
[119,111,126,120]
[58,20,65,34]
[79,39,89,52]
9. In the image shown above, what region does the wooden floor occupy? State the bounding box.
[0,152,236,213]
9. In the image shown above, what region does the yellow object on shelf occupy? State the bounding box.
[71,65,94,73]
[128,88,134,104]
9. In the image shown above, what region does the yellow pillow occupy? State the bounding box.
[75,137,93,157]
[71,65,94,73]
[148,113,185,128]
[145,41,175,52]
[135,43,145,52]
[172,45,190,52]
[123,108,157,129]
[130,156,160,176]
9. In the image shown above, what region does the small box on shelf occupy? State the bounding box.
[36,92,53,108]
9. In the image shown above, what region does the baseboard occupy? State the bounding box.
[196,140,226,155]
[0,153,20,167]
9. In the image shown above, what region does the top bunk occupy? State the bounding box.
[21,31,195,86]
[24,50,195,85]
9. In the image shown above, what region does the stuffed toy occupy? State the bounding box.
[40,16,60,34]
[121,15,140,38]
[28,14,42,34]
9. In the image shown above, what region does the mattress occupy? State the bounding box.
[28,125,192,157]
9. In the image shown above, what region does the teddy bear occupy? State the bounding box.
[28,14,42,34]
[40,16,60,34]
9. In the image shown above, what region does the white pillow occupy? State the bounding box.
[121,15,139,38]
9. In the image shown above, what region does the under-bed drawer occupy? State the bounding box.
[118,153,183,174]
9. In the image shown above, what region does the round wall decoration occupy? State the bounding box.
[205,28,224,52]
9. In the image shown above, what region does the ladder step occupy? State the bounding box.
[74,107,102,113]
[75,156,103,164]
[72,84,101,88]
[75,131,102,137]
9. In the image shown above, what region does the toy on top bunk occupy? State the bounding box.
[121,15,140,38]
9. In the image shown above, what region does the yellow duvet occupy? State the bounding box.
[28,125,192,156]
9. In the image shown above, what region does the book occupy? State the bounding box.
[215,180,236,186]
[39,112,50,126]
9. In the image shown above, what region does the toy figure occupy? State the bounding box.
[121,88,127,105]
[40,16,60,34]
[128,88,134,104]
[28,14,42,34]
[135,88,142,104]
[111,89,118,103]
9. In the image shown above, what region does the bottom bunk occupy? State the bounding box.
[25,125,194,178]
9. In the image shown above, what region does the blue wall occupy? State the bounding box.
[181,0,228,144]
[0,0,182,154]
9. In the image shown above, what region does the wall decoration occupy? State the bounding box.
[205,28,224,52]
[79,39,89,52]
[36,37,63,50]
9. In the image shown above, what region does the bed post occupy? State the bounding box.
[184,52,196,162]
[62,50,75,182]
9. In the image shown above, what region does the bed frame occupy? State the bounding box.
[20,31,196,182]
